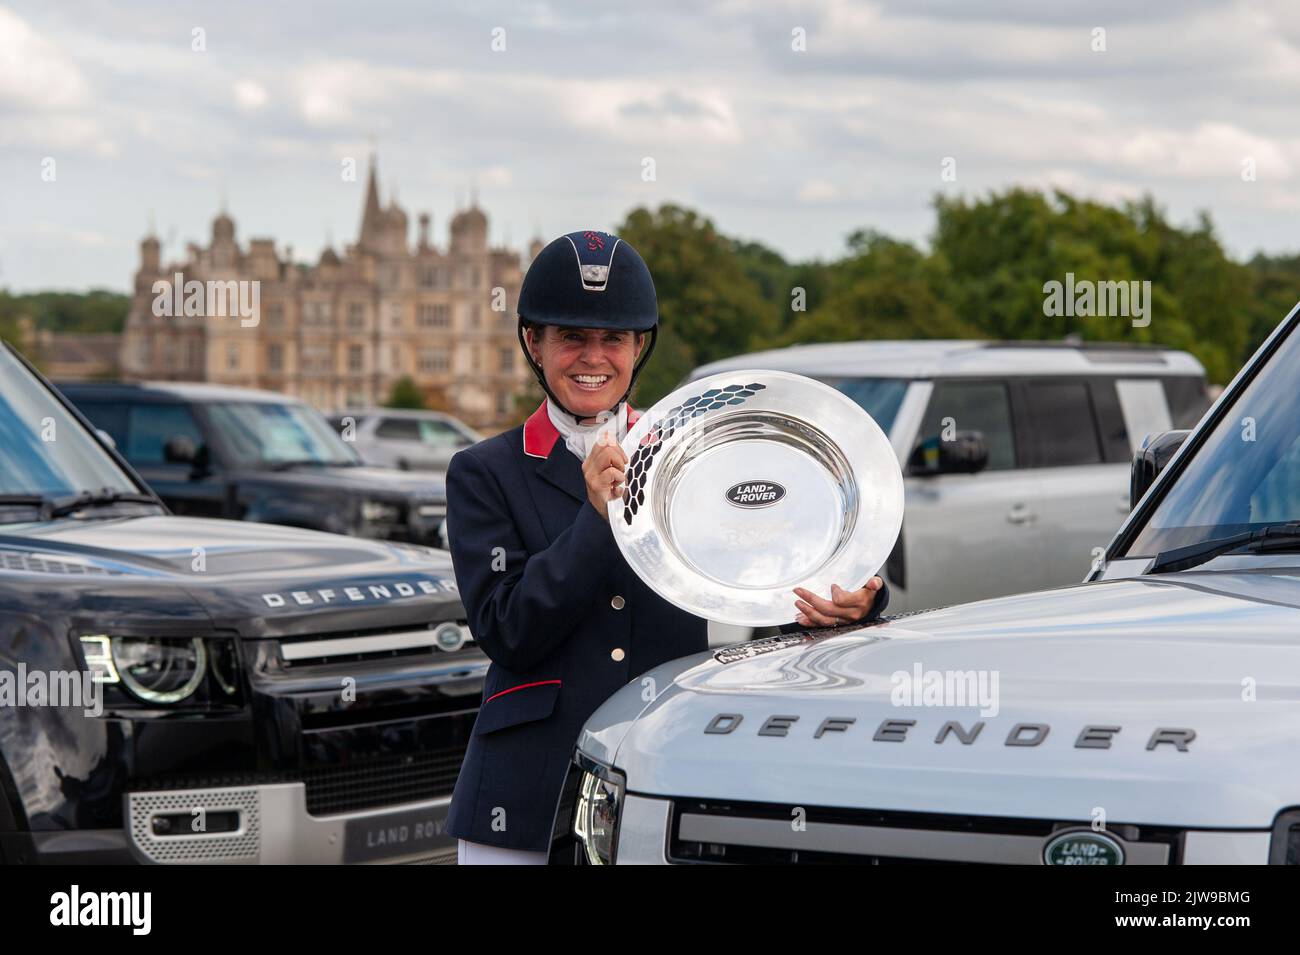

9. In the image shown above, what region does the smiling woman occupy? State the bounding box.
[442,230,890,865]
[523,325,644,422]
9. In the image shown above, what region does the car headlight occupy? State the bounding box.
[573,754,626,865]
[81,635,209,704]
[1270,808,1300,864]
[361,499,401,523]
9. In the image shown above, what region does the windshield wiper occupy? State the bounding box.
[1148,521,1300,575]
[0,494,55,520]
[47,489,160,518]
[0,490,158,521]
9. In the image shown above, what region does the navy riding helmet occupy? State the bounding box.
[516,229,659,422]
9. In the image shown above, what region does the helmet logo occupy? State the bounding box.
[583,231,607,251]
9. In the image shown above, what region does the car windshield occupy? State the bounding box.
[205,401,360,468]
[419,419,473,446]
[815,377,909,434]
[0,345,139,499]
[1126,318,1300,557]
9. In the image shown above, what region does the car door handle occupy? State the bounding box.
[1006,503,1036,525]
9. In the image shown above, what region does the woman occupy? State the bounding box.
[445,230,888,864]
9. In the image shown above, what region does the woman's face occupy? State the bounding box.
[527,325,645,419]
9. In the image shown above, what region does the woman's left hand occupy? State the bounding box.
[793,576,885,627]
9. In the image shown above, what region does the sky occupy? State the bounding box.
[4,0,1300,292]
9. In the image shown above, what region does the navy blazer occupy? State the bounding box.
[444,401,889,851]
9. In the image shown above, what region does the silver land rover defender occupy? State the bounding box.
[565,310,1300,865]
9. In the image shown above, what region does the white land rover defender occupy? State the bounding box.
[563,309,1300,865]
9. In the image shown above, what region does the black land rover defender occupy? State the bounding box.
[0,344,486,864]
[57,381,448,548]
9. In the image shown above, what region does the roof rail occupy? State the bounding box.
[980,340,1170,351]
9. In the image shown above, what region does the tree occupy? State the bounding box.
[779,231,977,345]
[616,204,776,404]
[384,376,426,409]
[930,189,1252,382]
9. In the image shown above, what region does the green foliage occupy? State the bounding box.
[778,230,978,345]
[930,190,1252,382]
[0,289,129,336]
[1245,252,1300,354]
[617,204,776,404]
[615,190,1274,391]
[384,376,426,409]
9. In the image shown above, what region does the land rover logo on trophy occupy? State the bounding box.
[725,481,786,508]
[1042,829,1125,865]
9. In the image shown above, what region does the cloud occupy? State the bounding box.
[234,79,268,111]
[798,179,838,201]
[7,0,1300,291]
[0,7,88,109]
[292,60,461,127]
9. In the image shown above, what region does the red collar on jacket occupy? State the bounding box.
[522,401,641,459]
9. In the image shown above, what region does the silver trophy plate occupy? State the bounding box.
[610,370,904,627]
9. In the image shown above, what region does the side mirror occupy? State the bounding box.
[162,433,197,465]
[1130,430,1189,509]
[163,435,198,464]
[908,430,989,476]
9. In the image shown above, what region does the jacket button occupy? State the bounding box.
[611,648,625,662]
[610,595,625,610]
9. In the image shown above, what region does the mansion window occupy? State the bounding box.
[418,304,451,328]
[347,302,365,329]
[302,345,331,374]
[348,344,364,373]
[418,348,450,373]
[267,343,284,372]
[304,301,331,326]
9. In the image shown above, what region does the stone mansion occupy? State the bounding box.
[119,158,539,429]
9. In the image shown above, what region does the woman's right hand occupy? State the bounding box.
[583,432,628,520]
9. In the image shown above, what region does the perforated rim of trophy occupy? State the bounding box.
[609,369,904,627]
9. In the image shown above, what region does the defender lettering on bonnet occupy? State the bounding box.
[261,577,455,608]
[703,714,1196,751]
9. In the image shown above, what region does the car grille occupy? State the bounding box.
[303,747,467,816]
[274,625,477,669]
[132,745,470,819]
[668,798,1180,865]
[0,549,120,575]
